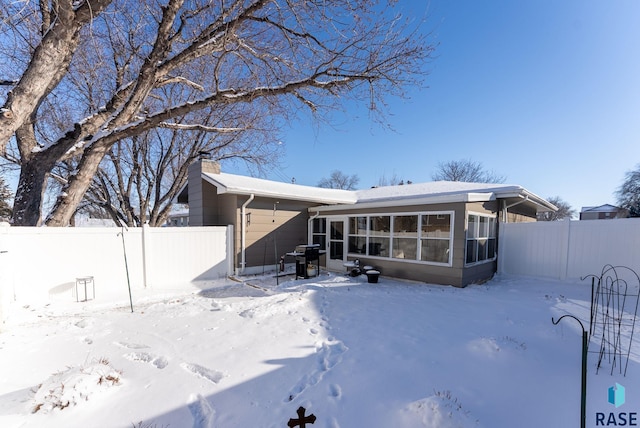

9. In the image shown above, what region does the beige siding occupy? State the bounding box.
[320,202,486,286]
[233,197,314,270]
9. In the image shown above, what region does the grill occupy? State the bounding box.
[292,244,321,279]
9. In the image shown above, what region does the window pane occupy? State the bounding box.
[466,239,477,264]
[487,238,496,259]
[393,238,417,259]
[350,216,367,235]
[330,221,343,240]
[393,216,417,236]
[421,239,449,263]
[330,241,343,259]
[478,239,487,261]
[312,235,326,248]
[313,218,326,234]
[348,236,367,254]
[422,214,451,238]
[467,215,478,238]
[369,216,390,236]
[368,237,389,256]
[479,217,488,238]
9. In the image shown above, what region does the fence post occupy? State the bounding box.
[142,224,150,288]
[226,224,234,277]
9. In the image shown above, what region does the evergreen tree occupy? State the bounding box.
[0,175,12,221]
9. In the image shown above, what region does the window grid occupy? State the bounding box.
[346,212,454,266]
[465,213,497,265]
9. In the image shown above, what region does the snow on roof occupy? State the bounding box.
[201,172,556,212]
[202,172,356,204]
[355,181,525,203]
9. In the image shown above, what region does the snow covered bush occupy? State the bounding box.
[32,358,122,413]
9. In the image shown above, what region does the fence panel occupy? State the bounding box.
[499,218,640,281]
[143,226,230,288]
[0,226,230,322]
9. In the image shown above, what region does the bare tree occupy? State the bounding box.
[431,159,506,183]
[81,111,279,226]
[616,164,640,217]
[376,172,407,187]
[536,196,575,221]
[0,1,433,226]
[318,170,360,190]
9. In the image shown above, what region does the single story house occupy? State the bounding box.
[579,204,629,220]
[177,160,557,286]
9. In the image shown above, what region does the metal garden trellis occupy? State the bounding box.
[552,265,640,428]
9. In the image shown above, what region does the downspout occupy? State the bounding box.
[502,195,529,223]
[241,194,255,274]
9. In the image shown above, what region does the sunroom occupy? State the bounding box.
[307,183,553,286]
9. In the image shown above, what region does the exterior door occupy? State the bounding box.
[326,218,346,271]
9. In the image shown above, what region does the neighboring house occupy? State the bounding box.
[177,160,557,287]
[579,204,629,220]
[165,206,190,227]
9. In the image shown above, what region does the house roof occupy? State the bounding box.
[312,181,557,213]
[201,172,356,204]
[182,170,557,213]
[580,204,623,213]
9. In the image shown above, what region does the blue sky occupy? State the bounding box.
[232,0,640,215]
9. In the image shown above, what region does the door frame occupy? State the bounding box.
[326,216,347,272]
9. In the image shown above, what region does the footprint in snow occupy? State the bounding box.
[286,340,348,402]
[74,318,91,328]
[114,341,149,349]
[330,384,342,399]
[124,352,168,369]
[181,363,225,384]
[188,394,215,428]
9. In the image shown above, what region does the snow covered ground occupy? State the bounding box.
[1,271,639,428]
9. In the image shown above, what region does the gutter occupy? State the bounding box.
[240,193,255,274]
[308,192,494,213]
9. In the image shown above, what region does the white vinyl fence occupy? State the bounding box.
[498,218,640,281]
[0,224,232,322]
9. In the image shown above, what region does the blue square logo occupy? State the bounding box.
[609,383,626,408]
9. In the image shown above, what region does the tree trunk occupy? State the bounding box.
[12,158,52,226]
[46,145,110,227]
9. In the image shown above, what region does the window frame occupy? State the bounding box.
[465,212,497,266]
[345,211,454,267]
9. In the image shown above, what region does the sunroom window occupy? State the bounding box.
[421,214,451,263]
[343,211,453,266]
[466,214,496,264]
[392,215,418,259]
[312,218,326,248]
[348,216,367,254]
[368,216,390,257]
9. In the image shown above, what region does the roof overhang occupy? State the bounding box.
[308,188,557,214]
[201,172,356,205]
